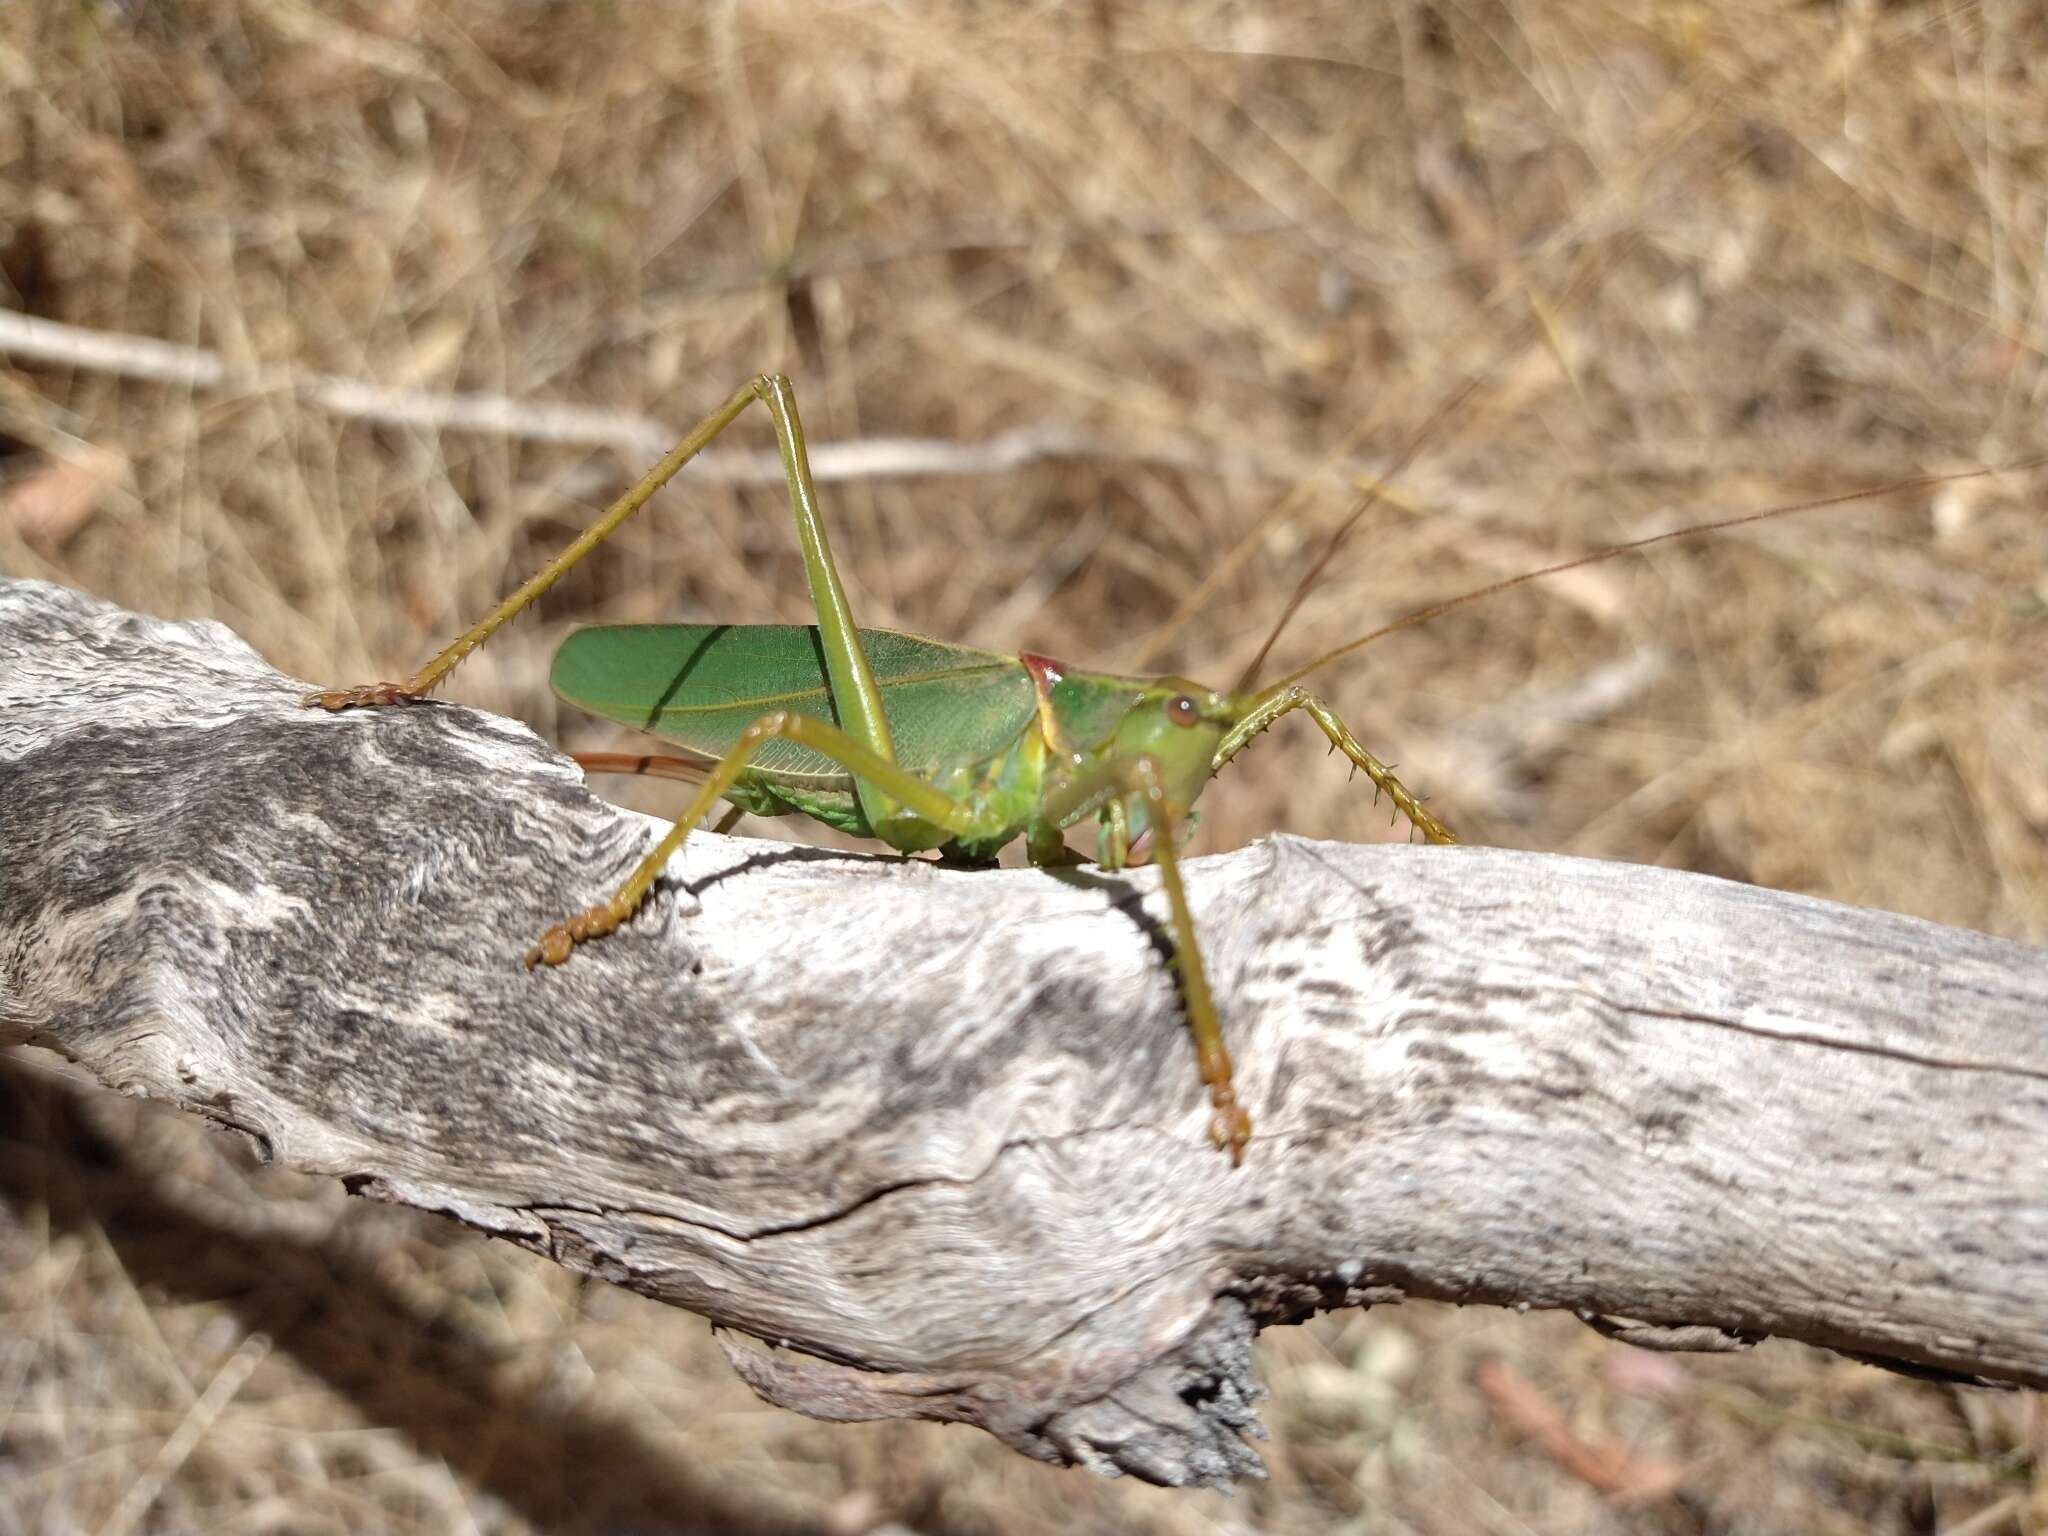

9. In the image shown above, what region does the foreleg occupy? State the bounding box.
[1213,686,1456,845]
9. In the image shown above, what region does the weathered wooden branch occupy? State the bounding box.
[2,577,2043,1489]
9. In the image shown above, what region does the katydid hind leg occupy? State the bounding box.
[746,377,910,841]
[302,373,902,804]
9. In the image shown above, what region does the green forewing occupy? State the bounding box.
[550,624,1039,789]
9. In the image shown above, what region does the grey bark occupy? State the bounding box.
[2,576,2043,1490]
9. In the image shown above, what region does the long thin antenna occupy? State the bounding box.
[1229,371,1486,694]
[1229,231,1662,696]
[1251,457,2048,701]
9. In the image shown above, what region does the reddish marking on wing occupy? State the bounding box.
[1019,652,1069,752]
[1019,651,1067,690]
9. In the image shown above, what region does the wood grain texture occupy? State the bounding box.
[2,576,2044,1489]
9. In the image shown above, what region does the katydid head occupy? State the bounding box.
[1087,677,1236,864]
[1112,677,1235,803]
[1026,653,1234,846]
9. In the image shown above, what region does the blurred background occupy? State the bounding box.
[2,2,2043,1531]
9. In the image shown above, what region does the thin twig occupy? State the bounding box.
[0,307,1331,487]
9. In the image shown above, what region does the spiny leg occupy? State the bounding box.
[526,708,976,967]
[1123,758,1251,1165]
[1215,685,1457,845]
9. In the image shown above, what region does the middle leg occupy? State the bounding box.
[527,709,977,966]
[1120,758,1252,1165]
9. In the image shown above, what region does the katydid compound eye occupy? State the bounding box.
[1167,694,1200,727]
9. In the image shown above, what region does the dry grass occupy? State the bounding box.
[2,1,2044,1531]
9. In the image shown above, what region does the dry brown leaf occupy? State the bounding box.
[1,447,126,548]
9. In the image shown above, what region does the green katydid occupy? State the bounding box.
[303,373,2035,1165]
